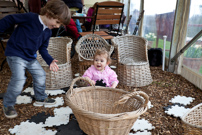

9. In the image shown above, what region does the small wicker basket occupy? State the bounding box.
[66,77,149,135]
[181,103,202,135]
[37,37,73,89]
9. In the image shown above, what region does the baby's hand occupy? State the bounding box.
[111,82,118,88]
[85,77,95,85]
[50,59,59,72]
[91,80,96,85]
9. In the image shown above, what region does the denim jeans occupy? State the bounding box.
[3,56,47,107]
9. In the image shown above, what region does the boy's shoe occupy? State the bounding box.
[3,106,18,119]
[34,98,56,105]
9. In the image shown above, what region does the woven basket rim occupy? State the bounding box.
[49,37,73,46]
[181,103,202,129]
[41,61,71,67]
[50,36,73,40]
[111,35,148,47]
[119,61,148,66]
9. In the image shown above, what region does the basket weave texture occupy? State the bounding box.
[75,34,114,76]
[111,35,153,87]
[66,77,149,135]
[181,103,202,135]
[37,37,73,89]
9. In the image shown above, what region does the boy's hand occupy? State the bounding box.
[50,59,59,72]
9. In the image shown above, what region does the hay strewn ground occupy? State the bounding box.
[0,54,202,135]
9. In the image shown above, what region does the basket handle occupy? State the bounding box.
[69,77,95,95]
[115,91,149,108]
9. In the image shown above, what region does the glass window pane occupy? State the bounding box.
[143,0,176,58]
[128,0,140,35]
[123,0,129,18]
[183,0,202,74]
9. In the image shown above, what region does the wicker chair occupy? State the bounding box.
[75,34,114,76]
[111,35,153,87]
[37,37,73,89]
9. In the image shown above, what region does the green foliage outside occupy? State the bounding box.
[149,38,171,58]
[183,45,202,58]
[145,33,156,41]
[183,44,202,74]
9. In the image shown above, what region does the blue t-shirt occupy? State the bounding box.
[0,12,53,65]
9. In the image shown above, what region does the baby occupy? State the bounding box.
[82,49,119,88]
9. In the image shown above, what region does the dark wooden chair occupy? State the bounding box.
[106,14,126,36]
[79,1,124,40]
[108,14,132,36]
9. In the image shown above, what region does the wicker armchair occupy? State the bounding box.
[37,37,73,89]
[75,34,114,76]
[111,35,153,87]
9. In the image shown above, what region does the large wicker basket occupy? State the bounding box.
[37,37,73,89]
[181,103,202,135]
[66,77,149,135]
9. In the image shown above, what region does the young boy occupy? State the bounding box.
[0,0,71,118]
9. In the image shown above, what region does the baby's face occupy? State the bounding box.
[94,55,108,71]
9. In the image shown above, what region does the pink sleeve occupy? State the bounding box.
[82,66,94,79]
[108,69,119,86]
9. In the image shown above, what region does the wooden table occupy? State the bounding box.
[79,31,114,40]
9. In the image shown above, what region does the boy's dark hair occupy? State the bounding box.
[94,49,112,65]
[40,0,71,25]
